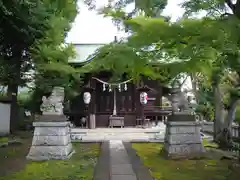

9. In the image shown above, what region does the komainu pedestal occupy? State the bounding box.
[27,87,74,161]
[26,120,74,161]
[164,114,205,159]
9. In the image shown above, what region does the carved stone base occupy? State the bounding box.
[164,114,205,159]
[27,121,74,161]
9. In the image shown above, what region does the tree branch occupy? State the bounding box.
[227,73,239,85]
[220,12,234,18]
[180,75,189,88]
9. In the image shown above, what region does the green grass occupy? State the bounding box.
[0,137,8,143]
[202,139,219,148]
[132,143,240,180]
[0,143,100,180]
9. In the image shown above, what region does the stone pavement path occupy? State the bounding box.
[94,140,153,180]
[110,140,137,180]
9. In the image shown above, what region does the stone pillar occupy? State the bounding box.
[164,113,205,159]
[26,87,74,161]
[89,114,96,129]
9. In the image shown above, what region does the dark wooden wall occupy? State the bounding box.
[68,74,166,127]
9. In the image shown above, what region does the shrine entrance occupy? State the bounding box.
[94,77,136,127]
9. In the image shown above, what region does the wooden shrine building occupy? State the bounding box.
[67,43,172,128]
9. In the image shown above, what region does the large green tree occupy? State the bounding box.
[85,0,240,146]
[181,0,240,146]
[0,0,78,131]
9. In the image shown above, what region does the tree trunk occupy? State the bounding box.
[226,99,240,130]
[216,98,240,148]
[7,48,22,133]
[190,73,198,100]
[213,84,225,140]
[8,84,19,133]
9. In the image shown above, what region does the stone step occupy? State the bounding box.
[71,134,160,142]
[71,133,210,142]
[70,128,165,134]
[71,135,164,142]
[73,133,157,137]
[77,132,154,136]
[70,134,157,137]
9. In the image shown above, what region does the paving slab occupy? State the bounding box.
[111,174,137,180]
[93,140,154,180]
[111,164,135,175]
[109,140,137,180]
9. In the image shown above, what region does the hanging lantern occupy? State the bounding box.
[124,83,127,91]
[109,85,112,92]
[140,92,148,105]
[83,92,91,104]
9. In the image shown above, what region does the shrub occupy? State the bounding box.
[196,104,214,121]
[17,118,34,131]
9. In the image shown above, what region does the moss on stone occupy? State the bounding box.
[132,143,240,180]
[0,143,100,180]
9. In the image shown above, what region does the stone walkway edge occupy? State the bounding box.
[93,141,110,180]
[123,142,153,180]
[93,140,153,180]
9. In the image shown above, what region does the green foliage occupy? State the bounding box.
[85,0,169,32]
[82,42,159,82]
[82,16,218,84]
[0,0,78,93]
[126,14,240,122]
[182,0,228,17]
[0,0,51,86]
[30,0,79,94]
[182,0,240,19]
[86,0,240,128]
[0,1,79,128]
[236,105,240,124]
[17,119,34,131]
[196,104,214,121]
[17,91,32,107]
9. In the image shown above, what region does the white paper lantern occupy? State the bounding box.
[83,92,91,104]
[140,92,148,104]
[124,83,127,91]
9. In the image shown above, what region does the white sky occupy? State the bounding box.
[66,0,185,44]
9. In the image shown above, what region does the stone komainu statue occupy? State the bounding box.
[167,89,190,112]
[175,91,189,111]
[40,87,65,115]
